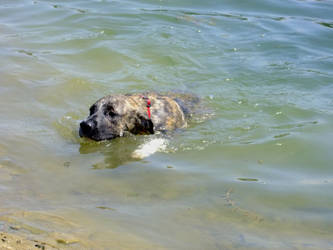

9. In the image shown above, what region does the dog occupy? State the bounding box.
[79,92,199,141]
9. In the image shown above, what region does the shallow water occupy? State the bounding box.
[1,0,333,249]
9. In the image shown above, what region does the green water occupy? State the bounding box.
[1,0,333,249]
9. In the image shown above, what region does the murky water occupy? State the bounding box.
[1,0,333,249]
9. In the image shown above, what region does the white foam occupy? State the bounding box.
[131,138,168,159]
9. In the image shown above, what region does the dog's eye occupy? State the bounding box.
[108,111,117,117]
[104,105,117,118]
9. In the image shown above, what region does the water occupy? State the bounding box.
[0,0,333,249]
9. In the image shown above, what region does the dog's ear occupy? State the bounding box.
[131,114,154,135]
[139,115,154,134]
[142,117,154,134]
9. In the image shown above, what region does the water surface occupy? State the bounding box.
[0,0,333,249]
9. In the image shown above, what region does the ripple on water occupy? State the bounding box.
[0,0,333,249]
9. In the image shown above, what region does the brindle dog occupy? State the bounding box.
[79,92,199,141]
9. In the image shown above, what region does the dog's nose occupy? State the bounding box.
[80,120,94,135]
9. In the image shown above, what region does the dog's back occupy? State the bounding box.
[170,93,200,119]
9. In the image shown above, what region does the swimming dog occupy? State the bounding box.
[79,92,199,141]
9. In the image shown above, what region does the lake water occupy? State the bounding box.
[0,0,333,249]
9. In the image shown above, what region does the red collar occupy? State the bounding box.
[142,96,152,119]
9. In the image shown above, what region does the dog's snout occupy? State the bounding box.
[80,120,95,135]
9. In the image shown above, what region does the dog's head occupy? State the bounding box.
[79,95,154,141]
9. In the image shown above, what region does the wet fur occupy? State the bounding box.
[79,92,199,141]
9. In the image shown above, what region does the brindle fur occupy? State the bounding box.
[79,92,199,141]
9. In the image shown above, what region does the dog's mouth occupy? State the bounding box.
[79,128,117,141]
[79,120,117,141]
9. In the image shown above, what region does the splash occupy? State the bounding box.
[131,138,168,159]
